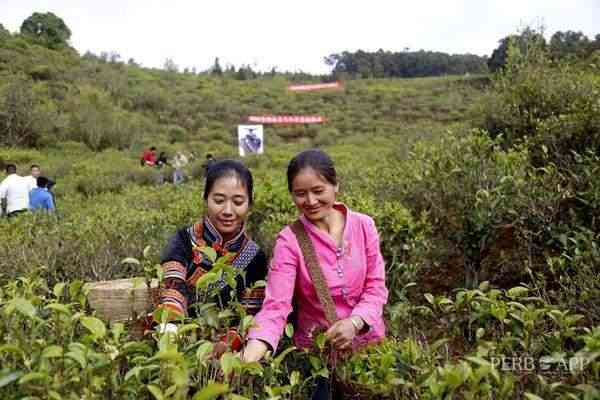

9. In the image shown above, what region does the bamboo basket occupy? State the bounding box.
[85,278,159,323]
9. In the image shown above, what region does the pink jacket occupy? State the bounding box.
[247,203,388,352]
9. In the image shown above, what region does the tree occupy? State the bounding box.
[211,57,223,76]
[326,49,487,78]
[20,12,71,49]
[0,78,42,147]
[163,58,178,73]
[488,28,546,72]
[549,30,590,59]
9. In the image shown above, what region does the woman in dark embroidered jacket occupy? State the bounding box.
[155,160,267,324]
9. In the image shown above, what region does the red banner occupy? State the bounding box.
[247,115,326,124]
[287,81,343,92]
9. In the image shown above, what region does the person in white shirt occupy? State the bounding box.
[0,164,30,217]
[172,152,188,185]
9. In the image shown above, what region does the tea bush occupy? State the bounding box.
[475,43,600,169]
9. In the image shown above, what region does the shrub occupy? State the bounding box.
[475,43,600,169]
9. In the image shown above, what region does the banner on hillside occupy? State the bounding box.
[238,125,264,157]
[247,115,325,124]
[287,81,343,92]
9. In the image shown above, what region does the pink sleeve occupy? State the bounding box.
[247,229,298,352]
[351,217,388,330]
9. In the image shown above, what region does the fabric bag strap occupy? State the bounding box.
[290,220,338,326]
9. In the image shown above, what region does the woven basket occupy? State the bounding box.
[86,278,159,323]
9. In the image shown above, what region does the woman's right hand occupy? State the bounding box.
[242,339,268,363]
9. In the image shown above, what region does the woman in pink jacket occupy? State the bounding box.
[243,149,388,397]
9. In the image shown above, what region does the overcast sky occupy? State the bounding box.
[2,0,598,74]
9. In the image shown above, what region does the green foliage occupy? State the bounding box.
[392,131,532,289]
[0,26,483,150]
[20,12,72,50]
[66,85,148,150]
[477,48,600,169]
[326,49,488,79]
[487,27,547,72]
[0,77,46,147]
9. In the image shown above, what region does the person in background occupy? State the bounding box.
[242,149,388,399]
[0,164,30,218]
[141,147,157,166]
[202,153,216,177]
[154,160,268,348]
[172,151,188,185]
[24,164,41,192]
[156,152,170,168]
[29,176,55,212]
[25,164,56,195]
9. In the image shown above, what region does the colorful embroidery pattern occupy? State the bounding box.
[156,217,264,321]
[240,287,266,315]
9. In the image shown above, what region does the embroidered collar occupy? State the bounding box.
[192,217,248,254]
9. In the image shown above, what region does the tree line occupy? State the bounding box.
[488,27,600,72]
[325,49,488,78]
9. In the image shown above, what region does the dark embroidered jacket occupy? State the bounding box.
[156,217,267,320]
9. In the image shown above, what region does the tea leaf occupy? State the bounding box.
[476,327,485,339]
[424,293,435,305]
[196,341,214,363]
[66,350,87,369]
[228,395,250,400]
[81,316,107,339]
[273,346,296,368]
[45,303,70,314]
[196,271,218,290]
[285,323,294,338]
[220,352,236,376]
[42,345,63,358]
[200,246,218,263]
[53,282,66,298]
[48,390,62,400]
[124,366,142,381]
[524,394,544,400]
[12,297,36,318]
[121,257,141,265]
[177,323,200,335]
[147,384,165,400]
[0,344,24,356]
[0,370,23,388]
[507,286,529,298]
[19,372,47,384]
[192,382,229,400]
[241,315,255,333]
[143,245,152,259]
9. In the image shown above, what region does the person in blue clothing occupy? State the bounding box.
[29,177,55,212]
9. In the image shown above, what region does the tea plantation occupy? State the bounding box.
[1,23,599,399]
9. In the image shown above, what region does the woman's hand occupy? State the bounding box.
[325,317,362,350]
[241,339,269,363]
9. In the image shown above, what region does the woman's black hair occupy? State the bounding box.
[287,149,337,192]
[203,159,254,205]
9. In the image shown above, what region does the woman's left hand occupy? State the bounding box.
[325,318,359,350]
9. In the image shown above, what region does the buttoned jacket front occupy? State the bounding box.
[248,203,388,352]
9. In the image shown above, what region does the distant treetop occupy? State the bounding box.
[325,49,488,79]
[20,12,71,50]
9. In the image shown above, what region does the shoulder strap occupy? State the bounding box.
[290,220,338,326]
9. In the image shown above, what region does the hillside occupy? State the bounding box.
[0,29,485,154]
[1,18,600,400]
